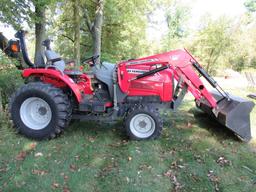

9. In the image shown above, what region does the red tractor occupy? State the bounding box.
[8,30,255,141]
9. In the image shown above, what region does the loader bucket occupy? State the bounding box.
[197,91,255,142]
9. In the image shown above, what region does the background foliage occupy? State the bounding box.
[1,0,256,72]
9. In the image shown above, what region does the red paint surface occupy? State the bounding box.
[22,69,93,102]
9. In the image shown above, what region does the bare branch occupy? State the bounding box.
[61,34,88,47]
[61,34,74,42]
[81,5,93,33]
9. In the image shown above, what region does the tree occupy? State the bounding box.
[82,0,104,64]
[245,0,256,13]
[52,0,104,64]
[73,0,81,65]
[0,0,53,65]
[51,1,81,60]
[162,0,190,51]
[0,33,8,53]
[34,1,47,66]
[53,0,149,63]
[101,0,150,61]
[191,17,233,74]
[0,0,32,30]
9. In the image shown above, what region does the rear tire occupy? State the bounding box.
[9,82,72,140]
[124,105,163,140]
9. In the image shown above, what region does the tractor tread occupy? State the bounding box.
[9,82,72,140]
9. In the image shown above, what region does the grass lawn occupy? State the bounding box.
[0,88,256,192]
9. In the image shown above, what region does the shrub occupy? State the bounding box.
[0,51,23,110]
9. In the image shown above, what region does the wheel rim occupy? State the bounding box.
[130,113,156,138]
[20,97,52,130]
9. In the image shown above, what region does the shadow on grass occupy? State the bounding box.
[64,106,241,143]
[64,120,127,140]
[189,107,240,142]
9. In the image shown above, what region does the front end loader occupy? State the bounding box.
[7,30,255,141]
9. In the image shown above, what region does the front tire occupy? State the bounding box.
[124,105,163,140]
[9,82,72,140]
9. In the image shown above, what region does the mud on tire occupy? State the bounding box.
[9,82,72,140]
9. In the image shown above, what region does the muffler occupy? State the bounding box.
[197,91,255,142]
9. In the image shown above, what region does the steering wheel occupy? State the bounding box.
[82,55,100,67]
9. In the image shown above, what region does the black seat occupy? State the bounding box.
[64,70,83,76]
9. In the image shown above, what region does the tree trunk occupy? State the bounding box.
[206,48,215,73]
[92,0,104,64]
[73,0,81,66]
[0,33,8,51]
[83,0,104,65]
[0,90,2,114]
[34,4,46,67]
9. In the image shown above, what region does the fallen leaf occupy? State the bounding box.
[15,151,27,161]
[35,152,43,157]
[108,143,121,147]
[164,169,174,177]
[122,140,128,144]
[64,175,68,181]
[190,173,201,182]
[207,170,220,191]
[194,155,204,164]
[88,136,95,142]
[171,160,184,170]
[28,142,37,150]
[69,164,77,172]
[0,167,7,173]
[170,148,176,155]
[177,165,185,169]
[139,164,152,171]
[32,169,48,175]
[63,186,70,192]
[216,156,231,167]
[52,182,60,189]
[75,155,80,160]
[171,161,178,169]
[164,169,183,191]
[239,176,247,181]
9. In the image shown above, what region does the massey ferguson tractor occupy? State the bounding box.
[6,30,255,141]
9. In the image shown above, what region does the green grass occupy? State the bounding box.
[0,89,256,192]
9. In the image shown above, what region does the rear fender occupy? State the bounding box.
[22,68,83,102]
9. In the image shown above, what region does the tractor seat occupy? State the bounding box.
[64,70,83,76]
[45,50,65,72]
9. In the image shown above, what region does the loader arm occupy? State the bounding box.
[121,49,218,107]
[120,49,254,141]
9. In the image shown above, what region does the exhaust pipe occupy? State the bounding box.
[15,30,35,68]
[197,91,255,142]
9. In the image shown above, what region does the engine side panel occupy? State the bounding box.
[118,64,173,102]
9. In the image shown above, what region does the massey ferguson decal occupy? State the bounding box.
[127,58,159,65]
[127,69,148,74]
